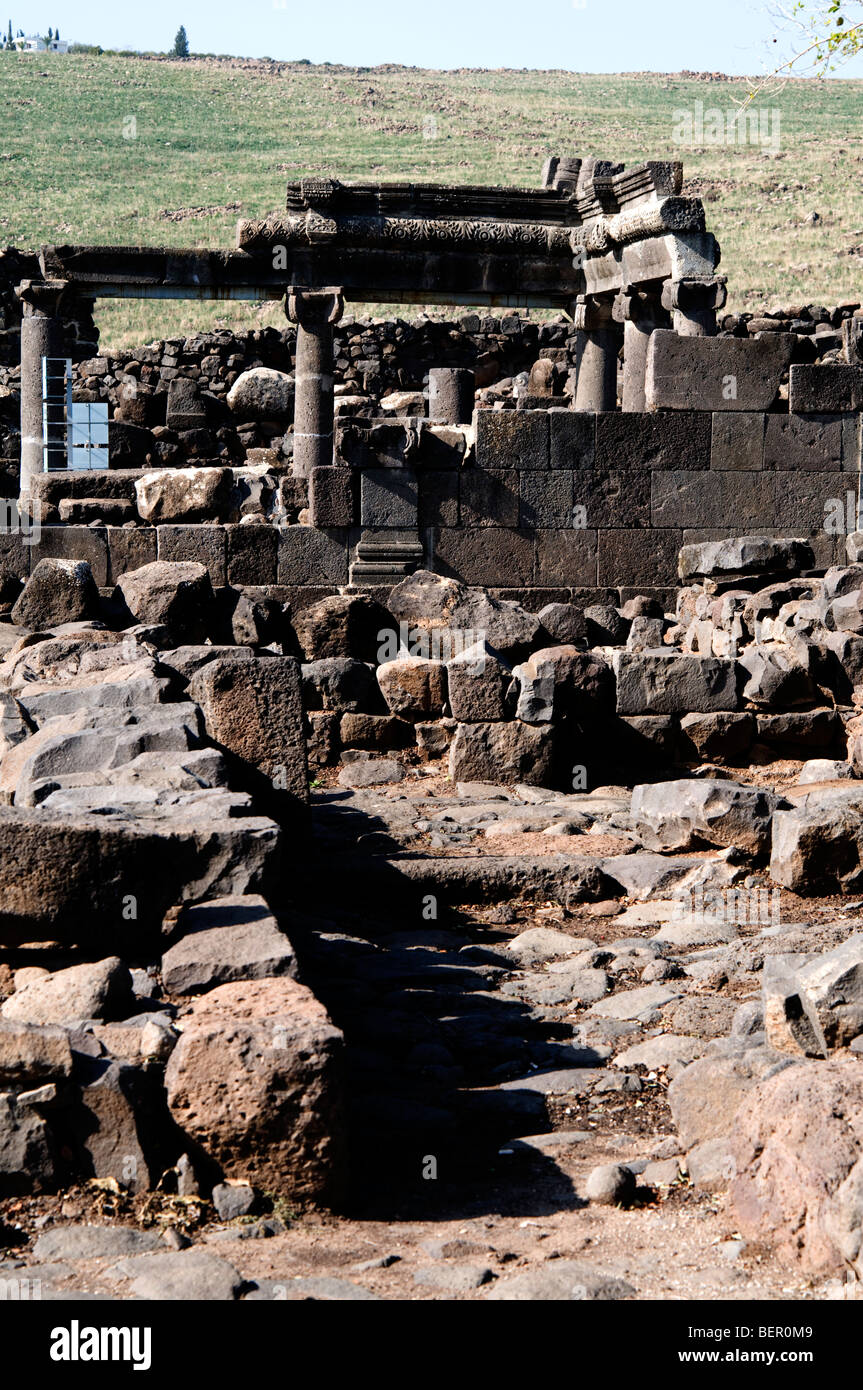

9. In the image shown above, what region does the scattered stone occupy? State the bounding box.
[413,1265,494,1292]
[33,1225,161,1261]
[212,1182,256,1222]
[161,895,297,995]
[485,1262,635,1301]
[116,561,216,643]
[112,1249,243,1301]
[12,559,100,629]
[585,1163,636,1206]
[164,977,344,1202]
[1,958,133,1026]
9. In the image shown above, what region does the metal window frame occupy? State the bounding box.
[41,358,110,471]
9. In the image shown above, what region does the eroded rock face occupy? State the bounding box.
[386,570,541,660]
[448,719,555,787]
[731,1058,863,1273]
[631,778,780,856]
[164,977,345,1203]
[11,559,100,629]
[226,367,294,422]
[188,655,308,798]
[294,595,394,664]
[135,468,233,524]
[1,957,133,1027]
[770,788,863,895]
[377,656,447,722]
[116,561,216,644]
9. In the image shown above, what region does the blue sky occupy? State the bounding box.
[15,0,863,76]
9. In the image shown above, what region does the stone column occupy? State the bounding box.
[16,279,69,499]
[661,276,727,337]
[573,294,621,412]
[613,285,669,413]
[428,368,475,425]
[285,285,345,480]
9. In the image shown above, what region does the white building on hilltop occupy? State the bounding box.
[16,34,68,52]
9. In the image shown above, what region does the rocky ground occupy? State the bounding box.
[2,768,862,1301]
[3,534,863,1300]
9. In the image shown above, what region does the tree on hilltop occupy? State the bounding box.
[172,25,189,58]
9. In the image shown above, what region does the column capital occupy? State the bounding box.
[661,276,727,315]
[15,278,71,317]
[285,285,345,329]
[612,284,666,325]
[573,293,615,333]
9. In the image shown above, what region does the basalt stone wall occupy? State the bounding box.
[3,399,859,612]
[318,403,861,607]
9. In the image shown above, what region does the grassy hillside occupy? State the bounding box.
[1,51,862,350]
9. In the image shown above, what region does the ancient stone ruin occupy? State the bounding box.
[1,155,863,1301]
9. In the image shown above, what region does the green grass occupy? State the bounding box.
[2,52,862,350]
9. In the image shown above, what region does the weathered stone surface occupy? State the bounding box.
[585,1163,636,1206]
[668,1046,797,1151]
[227,367,294,422]
[678,711,755,764]
[0,1020,73,1086]
[301,658,381,714]
[164,978,345,1203]
[613,1035,707,1070]
[485,1261,635,1301]
[731,1058,863,1273]
[446,643,511,722]
[212,1181,256,1222]
[514,646,613,724]
[386,570,541,659]
[796,936,863,1048]
[116,1249,244,1300]
[0,806,281,947]
[679,536,813,582]
[1,958,133,1026]
[613,652,738,715]
[586,983,681,1022]
[789,363,863,414]
[135,468,232,524]
[293,594,393,663]
[161,895,297,996]
[603,850,741,902]
[64,1056,161,1194]
[738,644,817,707]
[762,956,828,1058]
[646,331,793,411]
[116,561,216,643]
[538,602,589,648]
[770,790,863,894]
[11,559,100,629]
[686,1136,736,1188]
[189,656,308,797]
[339,712,413,751]
[337,755,405,787]
[631,778,779,856]
[0,1092,54,1193]
[584,603,629,646]
[34,1225,160,1261]
[377,657,447,722]
[448,720,555,787]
